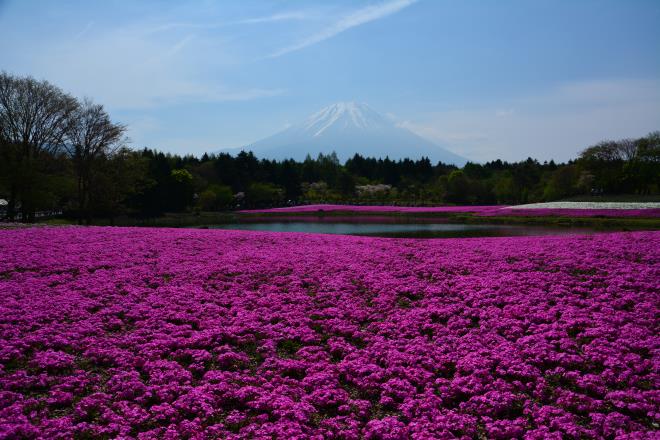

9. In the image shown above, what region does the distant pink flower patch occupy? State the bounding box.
[0,227,658,438]
[241,204,504,214]
[242,203,660,218]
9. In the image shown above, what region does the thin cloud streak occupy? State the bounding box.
[207,88,286,102]
[165,34,196,57]
[142,11,310,35]
[74,21,95,39]
[268,0,417,58]
[234,11,311,25]
[143,22,222,34]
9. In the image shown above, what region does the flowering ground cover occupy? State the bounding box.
[0,227,659,439]
[240,203,660,218]
[240,204,504,215]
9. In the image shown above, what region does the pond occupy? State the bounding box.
[208,219,596,238]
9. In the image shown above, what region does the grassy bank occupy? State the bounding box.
[41,212,238,228]
[452,214,660,231]
[237,210,660,230]
[32,209,660,231]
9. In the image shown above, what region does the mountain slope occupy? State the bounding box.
[241,102,467,165]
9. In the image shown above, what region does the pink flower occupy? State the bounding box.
[0,226,657,437]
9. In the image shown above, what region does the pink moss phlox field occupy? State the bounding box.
[240,204,660,218]
[1,227,659,439]
[240,204,504,214]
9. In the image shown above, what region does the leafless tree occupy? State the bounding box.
[617,138,638,161]
[579,140,623,162]
[65,99,126,224]
[580,139,642,162]
[0,72,77,157]
[0,72,78,221]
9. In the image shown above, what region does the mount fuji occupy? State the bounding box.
[238,102,467,165]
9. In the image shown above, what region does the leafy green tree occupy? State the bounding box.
[543,165,578,201]
[246,182,283,208]
[445,170,471,204]
[198,184,233,211]
[88,148,146,223]
[337,169,356,197]
[279,159,302,200]
[493,173,517,204]
[576,171,595,194]
[169,169,194,212]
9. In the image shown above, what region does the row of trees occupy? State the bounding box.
[1,72,658,223]
[0,72,126,222]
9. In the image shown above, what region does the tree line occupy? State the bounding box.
[1,72,658,223]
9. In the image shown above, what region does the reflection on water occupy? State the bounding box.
[208,221,595,238]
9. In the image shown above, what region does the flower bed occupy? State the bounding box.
[240,204,504,214]
[240,203,660,218]
[1,227,658,438]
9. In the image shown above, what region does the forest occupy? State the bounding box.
[1,72,659,223]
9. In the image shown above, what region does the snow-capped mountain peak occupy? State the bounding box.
[301,102,388,136]
[235,102,467,165]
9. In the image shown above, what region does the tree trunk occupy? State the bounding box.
[77,173,84,225]
[21,147,35,223]
[7,186,16,221]
[83,175,92,225]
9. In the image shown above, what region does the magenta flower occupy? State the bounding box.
[0,226,658,437]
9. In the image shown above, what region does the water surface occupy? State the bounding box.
[208,221,595,238]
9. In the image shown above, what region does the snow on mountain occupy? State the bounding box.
[234,102,467,165]
[301,101,390,136]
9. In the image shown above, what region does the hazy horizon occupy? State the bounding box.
[1,0,659,162]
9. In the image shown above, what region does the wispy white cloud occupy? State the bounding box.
[10,1,415,109]
[234,11,311,25]
[495,109,515,117]
[142,10,310,35]
[21,24,284,109]
[207,88,285,101]
[74,21,95,39]
[268,0,417,58]
[142,22,217,34]
[164,34,196,57]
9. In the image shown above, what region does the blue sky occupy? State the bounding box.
[1,0,659,162]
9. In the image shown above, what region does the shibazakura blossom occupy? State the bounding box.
[0,227,658,439]
[240,204,660,218]
[239,204,504,214]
